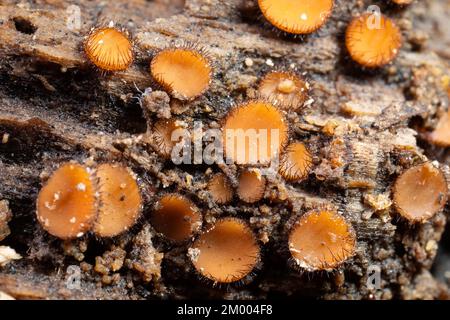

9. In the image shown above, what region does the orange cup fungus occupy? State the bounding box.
[151,194,202,242]
[279,142,313,182]
[93,164,142,237]
[289,209,356,271]
[258,0,334,34]
[207,173,234,204]
[189,218,260,284]
[237,169,266,203]
[393,162,448,223]
[37,163,96,239]
[222,100,288,165]
[150,47,212,100]
[258,71,309,110]
[37,162,142,239]
[346,13,402,68]
[84,27,133,71]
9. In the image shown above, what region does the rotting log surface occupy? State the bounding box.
[0,0,450,299]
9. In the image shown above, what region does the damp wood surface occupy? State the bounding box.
[0,0,450,299]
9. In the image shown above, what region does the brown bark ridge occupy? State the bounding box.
[1,0,450,299]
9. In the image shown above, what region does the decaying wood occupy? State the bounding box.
[1,0,450,299]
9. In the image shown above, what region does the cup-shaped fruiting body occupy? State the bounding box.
[151,194,202,241]
[258,71,309,110]
[150,47,212,100]
[393,162,448,223]
[37,162,142,239]
[258,0,334,34]
[222,100,288,165]
[237,169,266,203]
[289,210,356,271]
[429,110,450,147]
[346,13,402,68]
[93,164,142,237]
[84,27,133,71]
[189,218,260,284]
[36,163,96,239]
[279,142,313,182]
[152,119,185,159]
[207,173,233,204]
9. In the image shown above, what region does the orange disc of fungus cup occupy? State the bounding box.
[208,173,234,204]
[392,0,412,5]
[258,71,309,110]
[346,13,402,68]
[93,164,142,237]
[223,100,288,165]
[258,0,334,34]
[190,218,260,284]
[150,48,212,100]
[237,169,266,203]
[279,142,313,182]
[36,163,96,239]
[84,27,133,71]
[289,210,356,271]
[151,194,202,242]
[393,162,448,223]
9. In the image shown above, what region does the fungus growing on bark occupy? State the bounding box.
[346,13,402,68]
[222,100,288,165]
[150,47,212,100]
[393,162,448,223]
[289,210,356,271]
[279,142,313,182]
[84,27,133,71]
[207,173,233,204]
[93,164,142,237]
[258,71,309,110]
[237,169,266,203]
[189,218,260,284]
[258,0,334,34]
[37,162,142,239]
[151,194,202,241]
[36,163,96,239]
